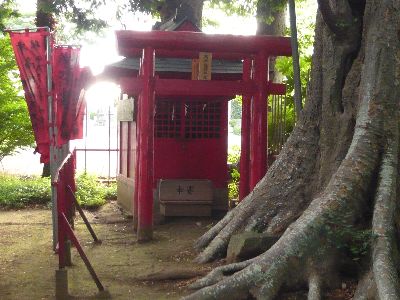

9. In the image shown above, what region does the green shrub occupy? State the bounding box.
[0,172,114,210]
[75,173,106,209]
[228,146,240,200]
[104,182,117,200]
[0,173,51,208]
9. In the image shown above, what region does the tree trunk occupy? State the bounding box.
[158,0,204,29]
[36,0,56,30]
[256,0,287,83]
[256,0,286,36]
[185,0,400,299]
[176,0,204,29]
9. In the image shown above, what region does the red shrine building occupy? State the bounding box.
[103,19,291,240]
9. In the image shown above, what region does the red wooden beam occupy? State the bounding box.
[155,79,257,97]
[136,47,155,242]
[123,48,256,60]
[119,77,143,95]
[119,77,258,97]
[268,82,286,95]
[239,59,252,201]
[116,30,292,58]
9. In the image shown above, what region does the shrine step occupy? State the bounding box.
[160,203,211,217]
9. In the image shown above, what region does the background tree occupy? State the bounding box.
[184,0,400,299]
[0,1,35,162]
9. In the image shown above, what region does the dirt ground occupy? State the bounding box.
[0,202,217,299]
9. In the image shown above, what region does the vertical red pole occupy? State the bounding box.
[137,47,155,242]
[57,169,66,268]
[239,58,252,201]
[133,101,140,230]
[250,52,268,190]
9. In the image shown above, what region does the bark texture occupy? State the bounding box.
[158,0,204,29]
[186,0,400,299]
[36,0,56,30]
[256,0,287,82]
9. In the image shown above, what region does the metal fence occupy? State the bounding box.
[74,104,119,181]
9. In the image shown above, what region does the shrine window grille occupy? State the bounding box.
[155,99,221,139]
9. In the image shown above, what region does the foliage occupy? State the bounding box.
[75,172,117,208]
[230,96,242,119]
[104,181,117,200]
[275,0,316,107]
[323,211,374,261]
[208,0,257,17]
[0,173,51,208]
[0,172,114,209]
[227,146,240,200]
[0,2,35,161]
[0,0,19,31]
[37,0,107,33]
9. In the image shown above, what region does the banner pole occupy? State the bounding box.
[45,27,58,250]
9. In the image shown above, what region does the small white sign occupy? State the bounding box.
[117,96,134,121]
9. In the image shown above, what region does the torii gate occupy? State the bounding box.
[115,30,291,241]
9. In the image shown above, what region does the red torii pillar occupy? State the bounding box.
[239,58,252,200]
[136,47,155,241]
[249,51,269,191]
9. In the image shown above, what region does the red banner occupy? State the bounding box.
[53,46,91,146]
[9,29,93,163]
[9,28,50,163]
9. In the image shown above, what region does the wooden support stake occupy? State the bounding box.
[66,185,100,243]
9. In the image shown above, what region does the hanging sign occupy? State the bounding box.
[198,52,212,80]
[117,95,135,121]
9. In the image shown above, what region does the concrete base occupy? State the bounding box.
[160,203,211,217]
[55,269,69,300]
[117,175,134,213]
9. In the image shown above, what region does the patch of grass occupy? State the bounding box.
[0,173,51,209]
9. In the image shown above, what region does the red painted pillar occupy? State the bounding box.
[249,52,268,190]
[137,47,155,241]
[239,58,252,201]
[133,107,140,230]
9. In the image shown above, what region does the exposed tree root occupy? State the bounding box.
[184,105,382,298]
[371,124,400,299]
[194,193,258,263]
[189,258,257,290]
[194,122,321,264]
[307,272,322,300]
[353,271,376,300]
